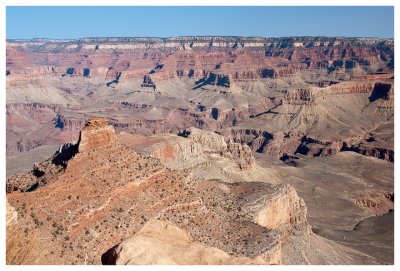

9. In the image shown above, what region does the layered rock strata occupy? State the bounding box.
[6,119,307,265]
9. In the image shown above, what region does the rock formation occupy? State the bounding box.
[6,36,393,84]
[179,127,255,170]
[6,119,379,265]
[117,128,265,184]
[78,118,116,153]
[283,89,315,105]
[6,36,394,163]
[252,185,308,232]
[101,220,271,265]
[6,35,394,265]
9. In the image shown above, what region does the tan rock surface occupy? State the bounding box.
[118,129,279,184]
[253,185,307,231]
[102,220,271,265]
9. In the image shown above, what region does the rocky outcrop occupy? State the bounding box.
[252,185,308,233]
[179,127,255,170]
[223,129,301,159]
[283,89,315,105]
[7,118,383,265]
[101,180,310,265]
[295,135,394,162]
[6,121,306,265]
[326,81,375,95]
[77,118,116,153]
[53,114,86,131]
[226,141,255,170]
[7,170,41,193]
[179,127,229,154]
[355,191,394,216]
[222,129,273,152]
[119,133,207,169]
[296,135,360,156]
[150,139,205,165]
[260,133,302,159]
[119,128,256,172]
[355,145,394,162]
[102,220,273,265]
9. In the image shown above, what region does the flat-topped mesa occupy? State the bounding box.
[78,118,116,152]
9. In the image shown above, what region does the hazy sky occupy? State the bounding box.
[6,6,394,39]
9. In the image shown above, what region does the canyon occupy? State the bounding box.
[6,36,394,265]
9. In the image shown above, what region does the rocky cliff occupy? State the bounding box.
[78,118,117,152]
[6,36,393,86]
[179,127,255,170]
[6,36,394,165]
[6,35,394,265]
[6,118,378,265]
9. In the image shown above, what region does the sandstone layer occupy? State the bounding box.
[6,119,379,265]
[6,35,394,265]
[6,36,394,164]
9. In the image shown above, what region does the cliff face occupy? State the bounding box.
[6,119,388,265]
[101,219,278,265]
[283,89,315,105]
[6,119,309,264]
[179,127,255,170]
[78,118,117,153]
[117,128,262,184]
[6,35,394,265]
[253,185,308,233]
[6,36,393,85]
[6,36,394,164]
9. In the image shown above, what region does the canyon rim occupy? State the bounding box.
[4,5,395,266]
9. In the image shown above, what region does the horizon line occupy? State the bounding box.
[7,35,394,41]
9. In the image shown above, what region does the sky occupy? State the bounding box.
[6,6,394,39]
